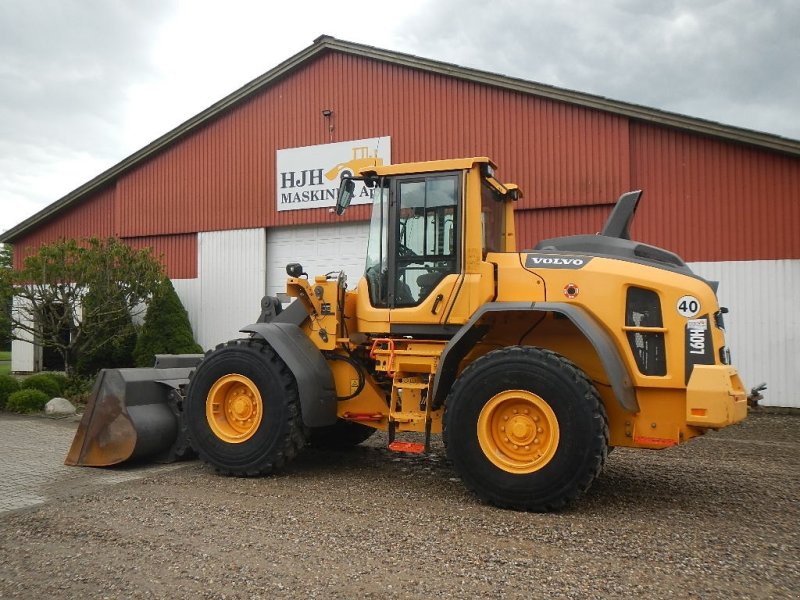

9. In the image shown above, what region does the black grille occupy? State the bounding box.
[626,288,667,376]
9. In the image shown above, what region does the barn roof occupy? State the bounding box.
[2,35,798,243]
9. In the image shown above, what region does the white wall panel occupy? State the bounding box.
[266,222,370,296]
[193,228,266,350]
[171,277,202,347]
[11,339,35,373]
[689,259,799,408]
[10,296,36,373]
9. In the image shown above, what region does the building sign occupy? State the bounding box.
[276,137,391,211]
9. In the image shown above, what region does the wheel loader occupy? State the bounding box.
[66,157,749,511]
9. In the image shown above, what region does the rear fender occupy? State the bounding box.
[432,302,638,413]
[239,322,337,427]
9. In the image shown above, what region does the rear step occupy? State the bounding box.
[387,374,433,454]
[388,441,426,454]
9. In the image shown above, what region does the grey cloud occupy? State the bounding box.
[0,0,178,156]
[396,0,800,139]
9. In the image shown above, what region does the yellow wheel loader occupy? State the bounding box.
[67,157,749,511]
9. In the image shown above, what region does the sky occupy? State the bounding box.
[1,0,798,234]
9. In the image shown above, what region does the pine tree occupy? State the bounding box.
[134,278,203,367]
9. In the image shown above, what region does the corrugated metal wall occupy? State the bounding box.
[16,50,798,270]
[629,123,800,262]
[194,228,266,349]
[689,259,800,408]
[109,52,631,236]
[12,185,116,270]
[123,234,197,279]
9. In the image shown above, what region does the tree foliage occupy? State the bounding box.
[134,277,203,367]
[74,280,138,376]
[0,237,164,375]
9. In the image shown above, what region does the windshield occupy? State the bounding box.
[364,179,389,306]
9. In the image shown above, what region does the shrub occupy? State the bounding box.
[63,375,94,406]
[0,374,20,410]
[43,372,69,394]
[134,278,203,367]
[20,374,61,399]
[6,388,49,413]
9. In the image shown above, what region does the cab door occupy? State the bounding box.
[387,172,462,332]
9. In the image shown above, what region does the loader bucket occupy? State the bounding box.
[65,364,198,467]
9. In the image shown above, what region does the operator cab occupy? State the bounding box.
[336,158,519,312]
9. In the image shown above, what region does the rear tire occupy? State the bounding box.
[185,339,306,476]
[307,420,376,449]
[443,346,608,511]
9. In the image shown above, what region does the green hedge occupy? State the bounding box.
[20,374,61,399]
[6,388,49,413]
[44,372,69,394]
[0,374,20,410]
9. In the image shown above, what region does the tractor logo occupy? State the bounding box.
[325,146,384,181]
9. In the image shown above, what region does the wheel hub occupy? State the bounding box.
[477,390,560,474]
[509,416,533,442]
[206,374,263,443]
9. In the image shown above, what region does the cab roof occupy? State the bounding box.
[359,157,495,178]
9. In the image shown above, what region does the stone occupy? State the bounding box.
[45,397,76,416]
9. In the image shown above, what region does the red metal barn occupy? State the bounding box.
[2,37,798,406]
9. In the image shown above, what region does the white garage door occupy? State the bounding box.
[266,222,371,296]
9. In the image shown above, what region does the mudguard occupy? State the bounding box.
[239,322,337,427]
[431,302,639,413]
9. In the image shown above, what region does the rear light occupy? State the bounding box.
[720,346,732,365]
[625,287,667,376]
[714,307,728,331]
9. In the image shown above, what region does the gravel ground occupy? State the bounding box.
[0,411,798,599]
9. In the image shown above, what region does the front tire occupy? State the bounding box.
[185,339,306,476]
[443,346,608,511]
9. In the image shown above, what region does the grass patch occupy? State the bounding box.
[0,351,10,377]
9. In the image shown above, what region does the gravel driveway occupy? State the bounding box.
[1,411,798,599]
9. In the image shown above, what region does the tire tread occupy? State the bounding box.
[186,338,306,477]
[443,345,609,511]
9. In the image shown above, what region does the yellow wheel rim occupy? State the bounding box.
[206,374,263,443]
[477,390,560,474]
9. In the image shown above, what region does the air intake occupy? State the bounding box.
[625,287,666,376]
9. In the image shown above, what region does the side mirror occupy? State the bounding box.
[336,178,356,215]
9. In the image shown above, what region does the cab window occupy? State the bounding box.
[481,181,505,256]
[394,174,459,307]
